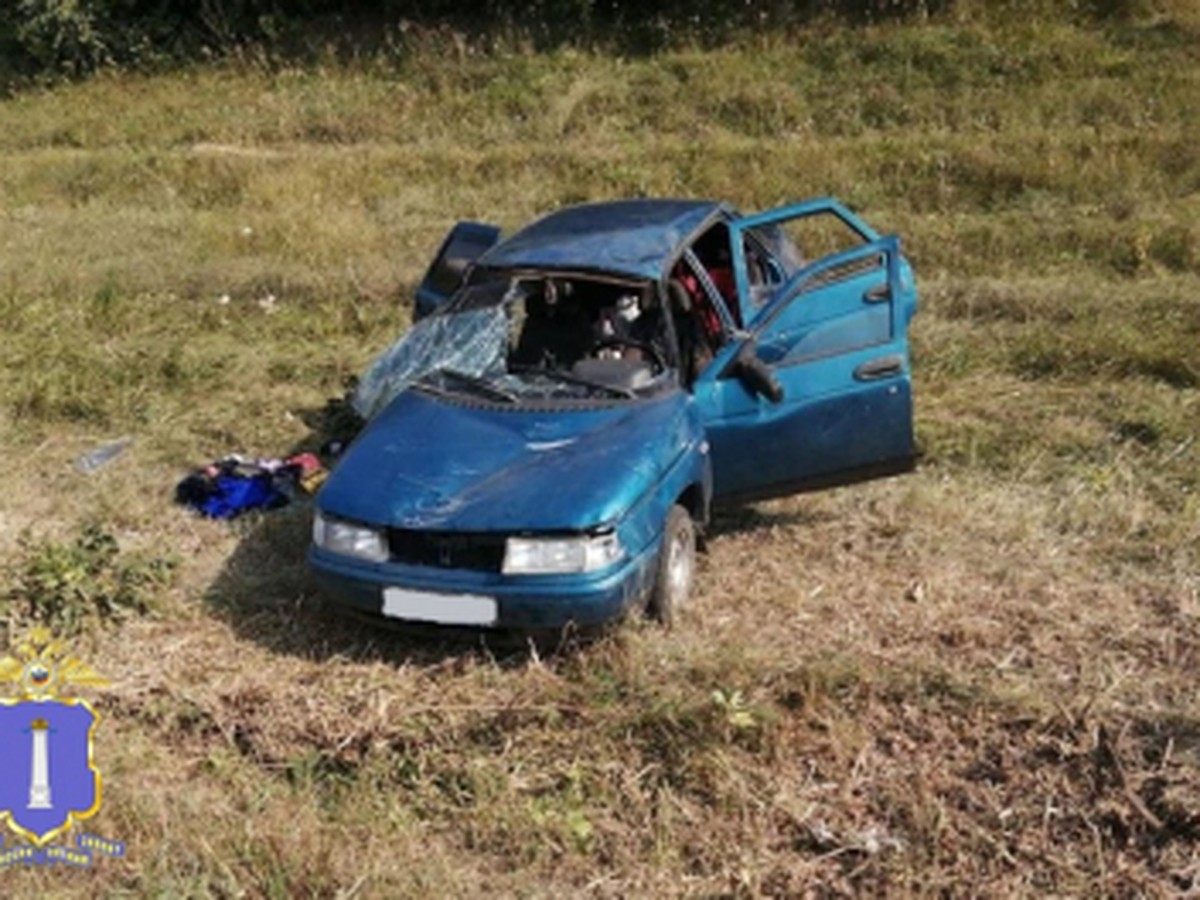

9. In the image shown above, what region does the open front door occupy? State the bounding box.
[694,202,917,504]
[414,221,501,320]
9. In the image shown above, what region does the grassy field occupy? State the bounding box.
[1,8,1199,895]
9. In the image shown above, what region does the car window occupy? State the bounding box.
[742,232,787,313]
[749,211,863,267]
[744,210,872,307]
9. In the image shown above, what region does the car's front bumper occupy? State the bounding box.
[308,541,658,630]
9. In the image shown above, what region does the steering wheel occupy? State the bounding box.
[591,337,667,373]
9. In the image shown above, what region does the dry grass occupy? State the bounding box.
[1,10,1199,896]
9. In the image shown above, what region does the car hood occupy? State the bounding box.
[319,388,695,532]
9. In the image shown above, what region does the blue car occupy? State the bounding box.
[310,198,917,630]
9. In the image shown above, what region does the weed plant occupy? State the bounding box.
[5,524,175,634]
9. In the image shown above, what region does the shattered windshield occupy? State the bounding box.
[352,274,672,419]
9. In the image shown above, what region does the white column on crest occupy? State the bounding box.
[27,718,52,809]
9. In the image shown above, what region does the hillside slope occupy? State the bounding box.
[1,14,1198,894]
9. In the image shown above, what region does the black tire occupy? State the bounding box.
[647,504,696,626]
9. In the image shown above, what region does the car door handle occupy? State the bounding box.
[863,283,891,303]
[854,355,904,381]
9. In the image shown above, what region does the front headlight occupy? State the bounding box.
[313,511,388,563]
[502,532,624,575]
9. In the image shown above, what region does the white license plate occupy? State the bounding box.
[382,587,498,626]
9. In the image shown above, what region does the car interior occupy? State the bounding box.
[505,276,671,394]
[498,223,764,395]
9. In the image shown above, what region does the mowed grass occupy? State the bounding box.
[1,11,1199,895]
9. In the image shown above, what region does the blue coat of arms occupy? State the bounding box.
[0,700,100,846]
[0,629,106,848]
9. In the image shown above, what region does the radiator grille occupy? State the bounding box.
[388,530,507,572]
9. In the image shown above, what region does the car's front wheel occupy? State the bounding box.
[647,504,695,626]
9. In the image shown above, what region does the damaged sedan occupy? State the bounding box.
[310,198,918,630]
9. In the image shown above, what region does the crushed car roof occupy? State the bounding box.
[477,199,727,281]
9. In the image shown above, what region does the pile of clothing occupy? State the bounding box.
[175,453,327,520]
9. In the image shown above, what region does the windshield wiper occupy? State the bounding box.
[421,368,518,403]
[510,364,635,399]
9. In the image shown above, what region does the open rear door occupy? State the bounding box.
[414,221,501,320]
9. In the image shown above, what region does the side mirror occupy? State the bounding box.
[734,342,784,403]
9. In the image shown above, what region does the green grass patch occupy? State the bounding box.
[5,524,176,633]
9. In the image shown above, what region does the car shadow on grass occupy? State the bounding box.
[706,501,834,540]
